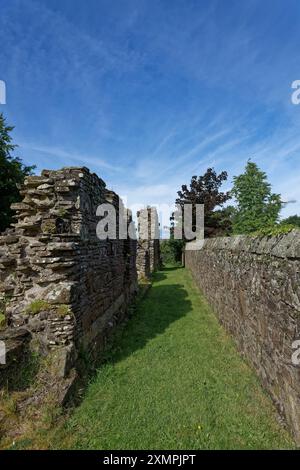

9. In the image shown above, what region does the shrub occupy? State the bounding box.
[160,239,184,265]
[252,224,297,237]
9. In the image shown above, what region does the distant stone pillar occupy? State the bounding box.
[136,207,161,279]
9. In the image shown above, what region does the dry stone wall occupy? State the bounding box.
[185,231,300,442]
[136,207,161,279]
[0,167,138,365]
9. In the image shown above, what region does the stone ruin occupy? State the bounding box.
[0,167,161,397]
[136,207,161,279]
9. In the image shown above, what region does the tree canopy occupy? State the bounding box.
[232,161,282,234]
[281,215,300,228]
[0,113,35,232]
[174,168,232,239]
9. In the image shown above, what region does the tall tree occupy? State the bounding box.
[0,114,35,232]
[174,168,232,239]
[232,160,282,234]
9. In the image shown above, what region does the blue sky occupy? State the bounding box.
[1,0,300,218]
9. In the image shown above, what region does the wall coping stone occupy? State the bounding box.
[186,229,300,259]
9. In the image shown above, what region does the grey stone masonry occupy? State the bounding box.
[136,207,161,279]
[0,167,138,360]
[185,230,300,443]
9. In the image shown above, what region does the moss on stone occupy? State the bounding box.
[41,220,56,234]
[25,300,51,315]
[55,304,71,317]
[0,312,6,330]
[25,300,71,317]
[57,207,67,218]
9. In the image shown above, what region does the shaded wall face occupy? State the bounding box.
[185,231,300,443]
[0,167,137,355]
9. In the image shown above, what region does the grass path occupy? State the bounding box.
[51,267,293,449]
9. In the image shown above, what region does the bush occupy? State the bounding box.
[252,224,298,237]
[160,239,184,265]
[280,215,300,227]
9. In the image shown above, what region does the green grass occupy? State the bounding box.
[35,267,295,449]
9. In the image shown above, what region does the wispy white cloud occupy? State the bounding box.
[2,0,300,220]
[21,143,121,172]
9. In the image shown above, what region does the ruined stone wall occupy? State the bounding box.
[0,167,137,359]
[185,231,300,442]
[136,207,161,279]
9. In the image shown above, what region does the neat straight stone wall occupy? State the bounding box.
[136,207,161,279]
[185,231,300,443]
[0,167,137,360]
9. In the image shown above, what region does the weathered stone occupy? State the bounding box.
[0,167,138,384]
[185,231,300,444]
[136,207,161,279]
[50,344,77,378]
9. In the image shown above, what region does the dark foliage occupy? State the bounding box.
[174,168,232,239]
[281,214,300,228]
[0,114,35,232]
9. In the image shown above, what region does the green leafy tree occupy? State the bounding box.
[232,161,282,234]
[281,215,300,228]
[207,205,235,237]
[160,238,184,265]
[0,114,35,232]
[174,168,232,239]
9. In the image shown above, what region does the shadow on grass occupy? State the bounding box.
[151,271,167,282]
[69,268,191,407]
[104,278,192,365]
[160,265,184,272]
[151,266,183,282]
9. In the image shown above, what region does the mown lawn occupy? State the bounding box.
[33,267,295,449]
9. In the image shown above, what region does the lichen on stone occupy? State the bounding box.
[41,220,56,234]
